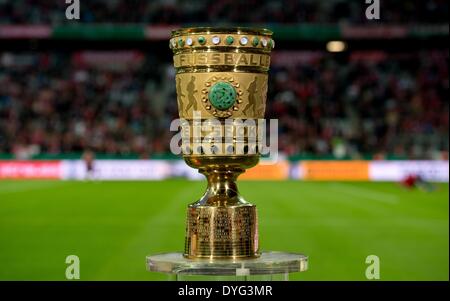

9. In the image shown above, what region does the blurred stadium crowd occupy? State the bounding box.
[0,0,448,160]
[0,0,448,24]
[0,49,448,159]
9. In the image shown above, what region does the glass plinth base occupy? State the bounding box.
[146,251,308,281]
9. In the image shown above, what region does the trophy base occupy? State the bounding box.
[146,251,308,281]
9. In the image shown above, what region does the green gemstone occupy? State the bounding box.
[178,38,184,47]
[252,37,259,47]
[198,36,206,45]
[225,36,234,45]
[208,82,237,111]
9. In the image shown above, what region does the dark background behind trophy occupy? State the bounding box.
[0,0,448,280]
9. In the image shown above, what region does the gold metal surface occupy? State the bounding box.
[173,52,271,70]
[176,72,267,118]
[171,27,273,36]
[184,156,259,258]
[179,120,263,156]
[184,204,258,259]
[170,27,273,259]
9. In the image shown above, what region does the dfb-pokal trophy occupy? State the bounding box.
[146,27,308,280]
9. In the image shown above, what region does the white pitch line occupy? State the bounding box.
[327,183,399,204]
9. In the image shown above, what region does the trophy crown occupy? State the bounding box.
[170,27,274,54]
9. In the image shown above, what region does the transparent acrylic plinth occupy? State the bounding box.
[146,251,308,281]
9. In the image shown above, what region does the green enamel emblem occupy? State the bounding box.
[208,82,237,111]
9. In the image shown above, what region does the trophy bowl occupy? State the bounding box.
[170,27,274,259]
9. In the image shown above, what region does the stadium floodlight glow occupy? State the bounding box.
[326,40,347,52]
[146,27,308,280]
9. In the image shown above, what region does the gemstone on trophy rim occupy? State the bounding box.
[198,36,206,45]
[240,36,249,45]
[171,38,177,48]
[178,38,184,47]
[252,37,259,47]
[225,36,234,45]
[186,37,193,46]
[270,39,275,48]
[212,36,221,45]
[261,38,268,47]
[227,145,234,154]
[208,81,237,111]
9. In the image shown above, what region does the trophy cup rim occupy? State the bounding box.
[171,26,273,37]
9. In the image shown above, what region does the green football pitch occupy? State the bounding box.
[0,180,448,280]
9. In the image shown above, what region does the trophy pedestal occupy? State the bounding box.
[146,251,308,281]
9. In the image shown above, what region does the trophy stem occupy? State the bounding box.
[201,168,242,206]
[184,165,259,259]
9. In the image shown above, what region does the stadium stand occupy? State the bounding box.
[0,49,448,159]
[0,0,448,24]
[0,0,448,160]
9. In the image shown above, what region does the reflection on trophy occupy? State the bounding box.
[148,27,307,279]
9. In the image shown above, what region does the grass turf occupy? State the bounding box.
[0,180,448,280]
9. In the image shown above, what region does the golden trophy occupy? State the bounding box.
[147,27,307,280]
